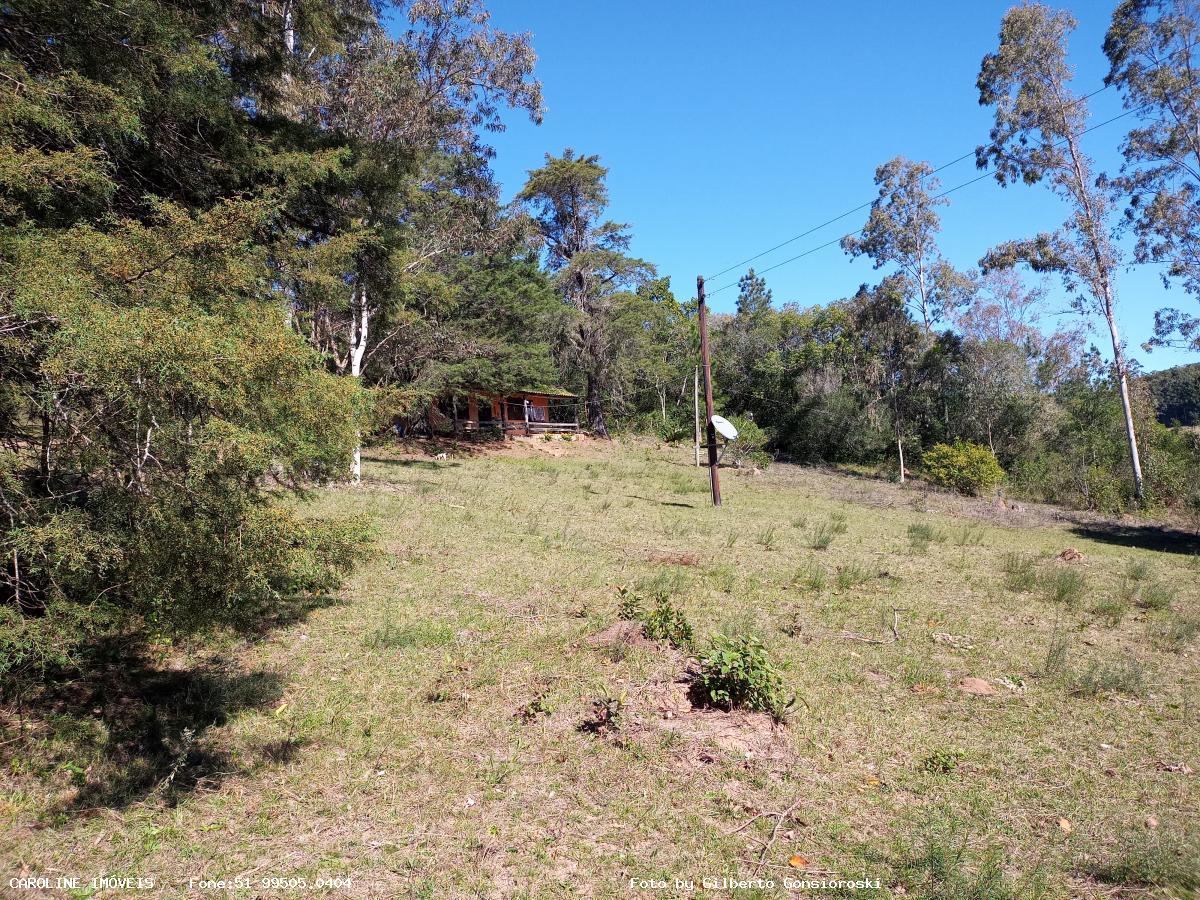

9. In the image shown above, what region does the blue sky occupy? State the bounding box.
[476,0,1196,372]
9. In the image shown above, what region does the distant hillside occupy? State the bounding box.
[1144,363,1200,426]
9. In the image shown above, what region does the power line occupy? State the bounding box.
[705,100,1145,298]
[702,83,1115,285]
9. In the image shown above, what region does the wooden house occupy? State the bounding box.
[437,388,581,438]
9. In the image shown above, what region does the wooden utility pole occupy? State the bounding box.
[697,276,721,506]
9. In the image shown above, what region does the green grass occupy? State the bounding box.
[3,438,1197,896]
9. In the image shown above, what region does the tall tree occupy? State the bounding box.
[518,150,652,437]
[977,3,1146,501]
[1104,0,1200,350]
[279,0,543,478]
[841,156,968,331]
[736,269,773,319]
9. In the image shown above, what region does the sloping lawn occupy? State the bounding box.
[4,438,1198,897]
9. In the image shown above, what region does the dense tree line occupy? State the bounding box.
[606,1,1200,517]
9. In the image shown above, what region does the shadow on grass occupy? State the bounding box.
[372,457,461,471]
[1069,521,1200,556]
[624,494,697,509]
[5,597,342,818]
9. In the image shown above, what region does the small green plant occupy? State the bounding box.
[724,530,738,548]
[1125,559,1151,582]
[581,692,626,734]
[695,634,793,720]
[920,747,968,774]
[1044,568,1086,608]
[808,521,837,550]
[1042,628,1070,678]
[643,595,694,649]
[1082,828,1200,891]
[789,515,807,529]
[1150,616,1199,652]
[829,511,849,534]
[835,562,872,590]
[921,440,1006,496]
[756,524,779,551]
[517,693,555,722]
[616,585,643,620]
[1001,552,1037,593]
[1091,596,1130,627]
[908,522,944,553]
[795,563,826,592]
[954,523,986,547]
[1138,580,1175,611]
[1071,658,1146,698]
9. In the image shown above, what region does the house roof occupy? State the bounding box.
[510,387,578,399]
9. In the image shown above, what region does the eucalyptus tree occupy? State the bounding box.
[518,150,653,437]
[977,3,1146,501]
[841,156,969,332]
[1104,0,1200,350]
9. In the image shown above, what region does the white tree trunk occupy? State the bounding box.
[693,367,701,467]
[1104,301,1145,501]
[349,282,369,483]
[897,435,906,484]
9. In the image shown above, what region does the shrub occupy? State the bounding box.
[722,415,772,470]
[642,595,695,649]
[922,441,1006,496]
[696,634,792,719]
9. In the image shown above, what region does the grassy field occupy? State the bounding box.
[4,437,1199,898]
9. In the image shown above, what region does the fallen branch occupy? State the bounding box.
[752,795,802,875]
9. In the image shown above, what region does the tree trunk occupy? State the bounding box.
[349,282,369,482]
[586,373,608,438]
[1104,304,1145,501]
[897,436,906,484]
[694,367,701,467]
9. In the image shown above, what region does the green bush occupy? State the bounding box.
[696,634,792,719]
[722,415,772,470]
[921,441,1006,496]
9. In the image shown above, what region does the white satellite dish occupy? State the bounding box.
[710,414,739,441]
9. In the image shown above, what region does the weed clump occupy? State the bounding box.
[908,522,945,553]
[1082,828,1200,892]
[1071,658,1147,698]
[920,747,968,774]
[695,634,792,720]
[1150,616,1199,653]
[1000,552,1037,593]
[808,521,837,550]
[1091,596,1130,627]
[835,562,872,590]
[1138,581,1175,611]
[1044,568,1086,607]
[795,564,826,592]
[756,524,779,551]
